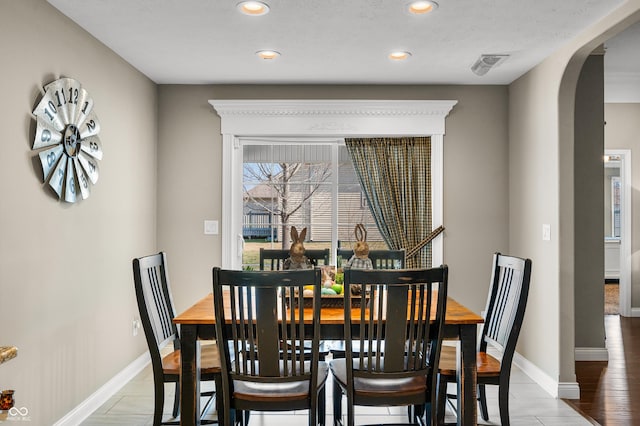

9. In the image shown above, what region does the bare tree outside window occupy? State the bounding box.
[244,162,331,248]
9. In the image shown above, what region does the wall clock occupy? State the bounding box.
[32,77,102,203]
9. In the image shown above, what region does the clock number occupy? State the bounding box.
[57,167,64,187]
[81,101,89,114]
[68,176,76,194]
[80,174,88,189]
[55,90,65,107]
[86,120,96,132]
[89,141,98,152]
[44,100,57,121]
[46,151,56,167]
[41,129,51,143]
[54,88,80,106]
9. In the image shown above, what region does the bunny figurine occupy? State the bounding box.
[283,226,312,270]
[346,224,373,270]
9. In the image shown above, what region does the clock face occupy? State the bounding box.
[32,78,102,203]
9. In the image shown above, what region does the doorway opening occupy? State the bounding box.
[604,149,631,317]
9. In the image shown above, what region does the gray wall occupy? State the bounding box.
[157,85,510,316]
[0,1,157,424]
[574,53,606,350]
[605,103,640,306]
[510,0,640,391]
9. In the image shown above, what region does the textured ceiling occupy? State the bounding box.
[48,0,635,85]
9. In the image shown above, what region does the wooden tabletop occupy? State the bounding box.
[174,292,483,326]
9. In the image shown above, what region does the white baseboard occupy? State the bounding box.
[575,347,609,361]
[630,307,640,317]
[53,352,150,426]
[512,351,580,399]
[512,351,562,397]
[557,382,581,400]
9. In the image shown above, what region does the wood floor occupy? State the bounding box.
[564,314,640,425]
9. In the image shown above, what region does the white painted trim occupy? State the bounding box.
[512,351,561,398]
[210,99,458,269]
[53,352,150,426]
[575,347,609,361]
[512,351,581,399]
[557,382,582,400]
[631,307,640,317]
[605,149,632,317]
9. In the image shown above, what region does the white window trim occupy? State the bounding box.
[210,99,457,269]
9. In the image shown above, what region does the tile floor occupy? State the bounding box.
[82,353,594,426]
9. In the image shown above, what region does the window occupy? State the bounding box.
[210,99,456,269]
[241,141,385,269]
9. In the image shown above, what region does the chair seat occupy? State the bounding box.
[162,343,221,375]
[438,345,501,377]
[233,361,329,402]
[330,358,427,397]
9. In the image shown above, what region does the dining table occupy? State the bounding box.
[174,291,483,426]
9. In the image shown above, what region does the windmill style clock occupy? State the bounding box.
[32,77,102,203]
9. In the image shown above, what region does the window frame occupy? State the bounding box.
[210,99,456,269]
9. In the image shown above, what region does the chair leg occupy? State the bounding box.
[435,375,448,426]
[318,386,326,426]
[498,383,510,426]
[153,384,165,426]
[346,395,355,426]
[478,384,489,421]
[172,382,180,418]
[332,379,343,426]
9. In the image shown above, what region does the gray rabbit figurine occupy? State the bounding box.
[283,226,312,270]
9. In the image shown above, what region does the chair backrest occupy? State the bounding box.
[212,268,323,401]
[132,253,179,374]
[337,249,406,269]
[480,253,532,369]
[259,248,330,270]
[342,267,448,395]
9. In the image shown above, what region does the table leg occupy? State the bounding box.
[457,324,477,426]
[180,324,201,426]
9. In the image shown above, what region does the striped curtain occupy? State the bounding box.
[345,137,435,268]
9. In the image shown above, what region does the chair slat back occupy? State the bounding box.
[259,248,330,270]
[133,253,178,362]
[481,253,532,355]
[337,249,406,269]
[343,267,448,381]
[213,268,322,385]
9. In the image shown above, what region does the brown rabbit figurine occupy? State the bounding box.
[283,226,312,270]
[346,224,373,270]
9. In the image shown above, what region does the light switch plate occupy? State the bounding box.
[204,220,219,235]
[542,224,551,241]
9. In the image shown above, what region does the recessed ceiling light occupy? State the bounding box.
[389,51,412,61]
[237,1,270,16]
[407,1,438,15]
[256,50,280,60]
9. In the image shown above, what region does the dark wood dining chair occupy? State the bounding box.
[259,248,330,270]
[336,249,406,270]
[330,249,407,359]
[133,252,222,425]
[436,253,532,426]
[212,267,329,426]
[330,267,449,426]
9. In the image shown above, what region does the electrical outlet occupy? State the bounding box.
[132,319,141,336]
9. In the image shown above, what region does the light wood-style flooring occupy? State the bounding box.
[82,350,592,425]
